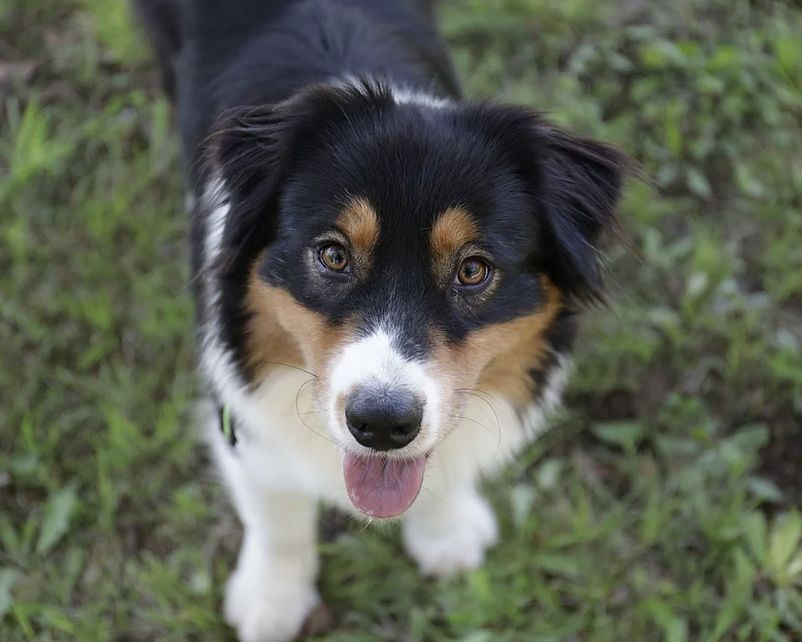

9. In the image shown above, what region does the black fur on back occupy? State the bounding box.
[133,0,181,96]
[134,0,459,171]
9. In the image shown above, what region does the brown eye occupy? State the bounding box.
[456,257,490,286]
[319,243,349,272]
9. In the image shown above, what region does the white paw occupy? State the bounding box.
[402,492,498,578]
[224,566,319,642]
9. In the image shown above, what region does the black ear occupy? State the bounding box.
[210,104,293,197]
[201,80,394,274]
[533,123,631,303]
[195,102,286,280]
[202,98,306,275]
[472,106,632,304]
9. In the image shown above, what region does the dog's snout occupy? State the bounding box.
[345,387,423,451]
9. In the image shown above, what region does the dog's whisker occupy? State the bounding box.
[294,377,338,447]
[453,389,504,463]
[263,361,319,379]
[455,389,502,434]
[449,411,505,469]
[273,410,322,416]
[455,387,505,409]
[263,408,322,417]
[451,413,494,436]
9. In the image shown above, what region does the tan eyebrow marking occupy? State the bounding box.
[430,207,479,257]
[429,206,481,281]
[335,197,380,255]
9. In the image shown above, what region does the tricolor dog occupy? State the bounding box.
[135,0,631,639]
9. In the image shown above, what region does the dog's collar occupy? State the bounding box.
[217,404,238,447]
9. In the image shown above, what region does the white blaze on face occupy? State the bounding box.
[325,326,443,456]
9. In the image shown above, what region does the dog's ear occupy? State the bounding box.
[473,106,632,303]
[202,99,306,273]
[202,80,394,273]
[532,122,631,303]
[209,103,295,200]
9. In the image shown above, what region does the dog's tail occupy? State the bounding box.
[132,0,181,97]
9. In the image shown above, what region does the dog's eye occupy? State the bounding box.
[319,243,350,272]
[456,257,490,287]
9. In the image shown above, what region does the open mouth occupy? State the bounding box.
[342,451,428,518]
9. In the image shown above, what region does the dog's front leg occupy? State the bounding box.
[224,488,319,642]
[401,484,499,578]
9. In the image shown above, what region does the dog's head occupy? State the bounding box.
[199,79,630,517]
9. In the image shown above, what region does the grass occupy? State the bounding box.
[2,0,802,640]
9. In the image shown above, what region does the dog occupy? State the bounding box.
[135,1,631,640]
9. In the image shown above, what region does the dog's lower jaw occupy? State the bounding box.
[223,492,320,642]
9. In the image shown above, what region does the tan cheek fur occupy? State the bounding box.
[430,278,563,409]
[244,198,377,384]
[244,258,354,383]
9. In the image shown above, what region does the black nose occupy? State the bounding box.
[345,387,423,451]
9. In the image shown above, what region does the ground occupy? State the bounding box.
[2,0,802,640]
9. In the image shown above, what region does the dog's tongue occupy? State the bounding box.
[343,453,426,518]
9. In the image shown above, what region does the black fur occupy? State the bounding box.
[138,0,459,169]
[133,0,181,97]
[136,0,630,388]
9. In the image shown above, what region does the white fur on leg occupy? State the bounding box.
[224,527,320,642]
[401,487,498,578]
[207,412,320,642]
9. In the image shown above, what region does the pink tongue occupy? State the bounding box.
[343,453,426,518]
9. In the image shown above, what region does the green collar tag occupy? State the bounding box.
[219,404,237,447]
